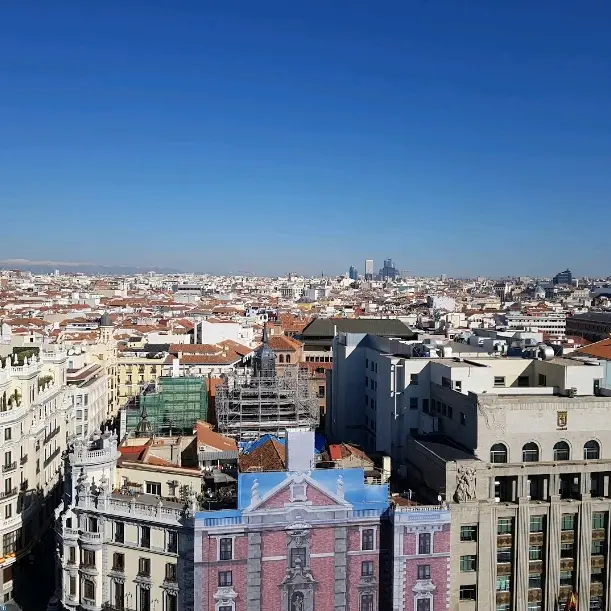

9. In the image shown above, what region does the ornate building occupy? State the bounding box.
[55,428,196,611]
[195,429,408,611]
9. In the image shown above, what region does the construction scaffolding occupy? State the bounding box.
[216,367,319,442]
[125,376,208,436]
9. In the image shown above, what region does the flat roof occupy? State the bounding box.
[412,435,476,462]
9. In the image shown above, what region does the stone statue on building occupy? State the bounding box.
[454,466,476,503]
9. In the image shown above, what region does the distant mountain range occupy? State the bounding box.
[0,259,181,276]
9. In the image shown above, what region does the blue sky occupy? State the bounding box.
[1,0,610,277]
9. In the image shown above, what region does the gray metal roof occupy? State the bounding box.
[413,435,476,462]
[569,312,611,324]
[300,318,417,339]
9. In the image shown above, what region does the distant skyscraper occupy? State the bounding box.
[553,268,573,285]
[365,259,374,280]
[349,266,358,281]
[379,258,399,280]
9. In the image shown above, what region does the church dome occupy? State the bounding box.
[99,313,112,327]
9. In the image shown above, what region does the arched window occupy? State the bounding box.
[278,354,284,363]
[584,440,600,460]
[522,442,539,462]
[286,354,291,364]
[553,441,570,461]
[490,443,508,464]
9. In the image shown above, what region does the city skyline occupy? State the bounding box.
[1,1,610,275]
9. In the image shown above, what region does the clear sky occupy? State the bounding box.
[1,0,610,277]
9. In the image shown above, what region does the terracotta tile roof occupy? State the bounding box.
[239,438,286,472]
[168,352,243,365]
[196,421,238,452]
[325,443,374,465]
[169,343,221,355]
[217,339,253,357]
[267,335,302,352]
[575,338,611,360]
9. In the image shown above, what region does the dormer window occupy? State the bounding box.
[291,483,307,502]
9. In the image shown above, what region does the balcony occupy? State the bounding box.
[44,447,61,467]
[20,455,27,465]
[80,530,103,544]
[2,462,17,473]
[44,427,61,445]
[0,488,18,500]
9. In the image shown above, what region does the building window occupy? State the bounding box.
[538,374,547,386]
[460,555,476,572]
[167,530,178,553]
[496,575,510,592]
[460,525,477,542]
[218,570,233,586]
[410,374,419,385]
[553,441,570,461]
[418,532,431,555]
[497,548,512,564]
[592,513,606,529]
[528,574,543,589]
[584,440,601,460]
[4,428,10,441]
[496,605,511,611]
[138,557,151,576]
[166,592,178,611]
[561,515,575,531]
[490,443,508,464]
[422,399,429,413]
[561,543,574,558]
[592,568,605,583]
[146,481,161,496]
[518,376,529,387]
[361,593,375,611]
[112,552,125,571]
[83,579,95,601]
[318,386,325,397]
[522,442,539,462]
[410,398,418,410]
[88,517,98,533]
[82,549,96,568]
[592,540,605,555]
[165,563,177,581]
[441,377,451,388]
[140,588,150,611]
[361,561,374,577]
[290,547,306,568]
[114,521,124,543]
[559,571,573,587]
[69,575,76,596]
[529,546,543,561]
[361,528,375,551]
[219,537,233,561]
[136,525,151,550]
[417,564,431,580]
[416,599,430,611]
[497,518,513,535]
[460,586,476,601]
[530,516,544,532]
[5,505,11,519]
[68,547,76,564]
[494,376,505,387]
[114,582,124,609]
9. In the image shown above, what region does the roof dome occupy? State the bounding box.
[99,313,112,327]
[253,324,276,378]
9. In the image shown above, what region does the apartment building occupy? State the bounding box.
[567,312,611,343]
[504,311,567,338]
[329,332,611,611]
[56,430,198,611]
[0,346,69,604]
[66,363,108,440]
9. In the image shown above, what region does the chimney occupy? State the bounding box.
[286,428,315,472]
[172,357,180,378]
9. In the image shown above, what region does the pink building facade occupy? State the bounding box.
[194,468,389,611]
[390,507,451,611]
